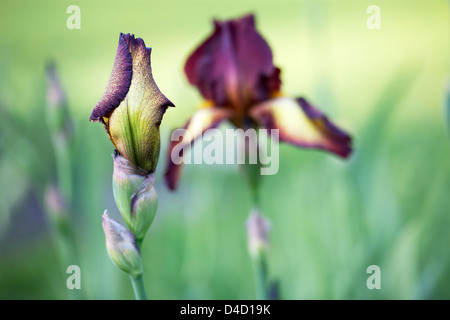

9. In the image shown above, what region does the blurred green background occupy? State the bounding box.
[0,0,449,299]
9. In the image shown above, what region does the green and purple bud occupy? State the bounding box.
[102,211,143,278]
[46,62,73,138]
[44,184,69,228]
[246,208,271,258]
[112,151,158,241]
[46,62,74,203]
[246,208,271,300]
[90,33,174,173]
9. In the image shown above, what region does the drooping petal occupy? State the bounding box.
[90,33,133,122]
[249,97,352,158]
[185,14,280,114]
[94,33,174,172]
[164,107,232,190]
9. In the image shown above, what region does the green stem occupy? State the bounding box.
[240,162,261,207]
[240,136,268,299]
[130,274,147,300]
[131,239,147,300]
[253,250,268,300]
[136,239,143,251]
[48,212,81,299]
[52,139,80,299]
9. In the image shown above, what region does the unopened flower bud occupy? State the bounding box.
[46,63,65,108]
[112,151,158,241]
[246,208,271,258]
[45,184,68,220]
[129,175,158,241]
[90,33,174,173]
[112,151,146,226]
[45,62,73,140]
[44,184,71,240]
[102,211,142,278]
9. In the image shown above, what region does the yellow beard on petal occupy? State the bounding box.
[199,99,215,109]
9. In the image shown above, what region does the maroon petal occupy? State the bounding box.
[249,97,353,158]
[233,15,281,102]
[164,107,232,190]
[90,33,133,122]
[184,14,280,110]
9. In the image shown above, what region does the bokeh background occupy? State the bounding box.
[0,0,449,299]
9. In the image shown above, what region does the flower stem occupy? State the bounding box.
[253,250,268,300]
[131,240,147,300]
[129,274,147,300]
[240,136,269,300]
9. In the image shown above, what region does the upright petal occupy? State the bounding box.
[90,33,133,122]
[164,107,232,190]
[184,14,280,115]
[232,15,281,104]
[249,97,352,158]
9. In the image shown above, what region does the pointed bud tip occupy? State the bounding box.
[246,208,271,257]
[102,210,109,221]
[102,210,143,277]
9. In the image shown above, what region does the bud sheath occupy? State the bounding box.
[112,151,158,241]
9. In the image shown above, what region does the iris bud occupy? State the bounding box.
[112,151,158,241]
[102,211,143,278]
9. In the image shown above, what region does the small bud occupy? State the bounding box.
[102,211,143,278]
[246,208,271,258]
[112,151,147,227]
[112,152,158,240]
[46,62,66,109]
[130,175,158,241]
[45,62,73,140]
[44,184,71,238]
[45,184,68,220]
